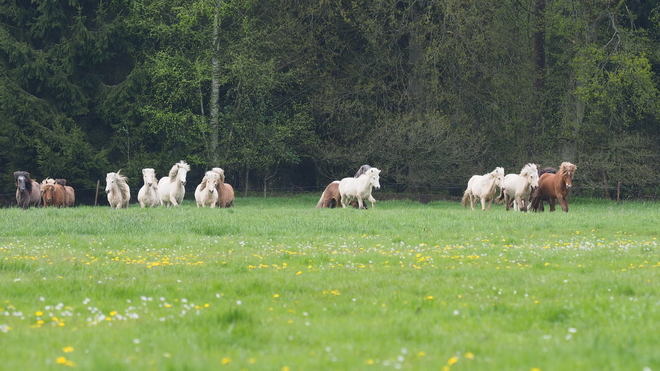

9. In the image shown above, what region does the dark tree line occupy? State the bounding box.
[2,0,660,199]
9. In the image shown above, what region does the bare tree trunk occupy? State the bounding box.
[209,1,221,165]
[531,0,546,155]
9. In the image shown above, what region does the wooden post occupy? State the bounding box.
[94,180,100,206]
[617,181,621,204]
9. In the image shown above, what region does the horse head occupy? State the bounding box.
[368,168,381,190]
[43,185,54,203]
[494,167,505,187]
[173,161,190,186]
[14,171,28,192]
[205,171,219,193]
[523,164,539,190]
[142,168,157,187]
[560,162,577,189]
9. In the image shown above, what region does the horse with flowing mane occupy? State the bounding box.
[339,167,381,209]
[195,171,220,207]
[106,170,130,209]
[317,165,373,208]
[211,167,234,208]
[14,171,41,209]
[461,167,505,211]
[159,161,190,207]
[529,162,577,212]
[496,164,539,211]
[138,168,160,208]
[42,181,66,207]
[55,179,75,207]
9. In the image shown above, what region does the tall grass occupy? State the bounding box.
[1,197,659,370]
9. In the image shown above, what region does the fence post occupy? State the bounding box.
[617,181,621,204]
[94,180,100,206]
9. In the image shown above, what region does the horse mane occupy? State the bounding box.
[199,171,219,191]
[14,171,34,192]
[520,163,537,176]
[169,161,190,180]
[354,165,372,178]
[114,171,130,196]
[212,167,225,183]
[559,162,577,176]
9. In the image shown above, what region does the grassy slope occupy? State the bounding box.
[1,196,659,370]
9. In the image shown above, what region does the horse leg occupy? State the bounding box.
[469,195,476,211]
[368,195,376,209]
[480,196,487,211]
[340,194,348,208]
[558,195,568,212]
[356,197,364,209]
[549,198,556,212]
[504,194,511,211]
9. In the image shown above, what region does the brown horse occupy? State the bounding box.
[42,183,66,207]
[212,168,234,208]
[529,162,577,212]
[55,179,75,207]
[14,171,41,209]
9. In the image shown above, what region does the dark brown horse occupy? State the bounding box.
[14,171,41,209]
[55,179,75,207]
[530,162,577,212]
[42,183,66,207]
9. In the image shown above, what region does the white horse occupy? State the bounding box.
[339,167,381,209]
[195,171,220,208]
[138,168,160,208]
[461,167,504,211]
[497,163,539,211]
[106,170,130,209]
[158,161,190,207]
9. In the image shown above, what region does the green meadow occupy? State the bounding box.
[1,196,659,370]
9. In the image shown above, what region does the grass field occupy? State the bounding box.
[1,196,659,370]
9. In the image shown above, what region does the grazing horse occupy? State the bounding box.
[55,179,75,207]
[461,167,505,211]
[529,162,577,212]
[106,171,131,209]
[317,165,374,208]
[339,167,381,209]
[42,183,66,207]
[195,171,220,207]
[14,171,41,209]
[211,168,235,208]
[497,164,539,211]
[138,168,160,208]
[159,161,190,207]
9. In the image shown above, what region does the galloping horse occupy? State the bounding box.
[159,161,190,207]
[461,167,505,211]
[42,183,66,207]
[106,171,131,209]
[339,167,381,209]
[497,164,539,211]
[529,162,577,212]
[14,171,41,209]
[195,171,220,207]
[211,168,234,208]
[317,165,374,209]
[55,179,75,207]
[138,168,160,208]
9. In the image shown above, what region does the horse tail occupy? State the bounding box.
[461,190,470,208]
[529,187,541,212]
[316,191,325,208]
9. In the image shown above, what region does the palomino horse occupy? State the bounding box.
[138,168,160,208]
[106,171,131,209]
[195,171,220,207]
[159,161,190,207]
[497,164,539,211]
[55,179,75,207]
[14,171,41,209]
[211,168,234,208]
[461,167,505,211]
[42,182,66,207]
[339,167,381,209]
[317,165,374,208]
[529,162,577,212]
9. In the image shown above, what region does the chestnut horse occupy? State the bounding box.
[14,171,41,209]
[55,179,75,207]
[529,162,577,212]
[42,183,66,207]
[211,168,234,208]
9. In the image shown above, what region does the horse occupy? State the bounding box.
[55,179,75,207]
[317,165,374,208]
[339,167,381,209]
[158,161,190,207]
[195,171,220,207]
[14,171,41,209]
[138,168,160,208]
[461,167,505,211]
[42,182,66,207]
[106,170,130,209]
[529,162,577,212]
[496,164,539,211]
[211,167,234,208]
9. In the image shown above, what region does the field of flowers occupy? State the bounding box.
[1,196,659,370]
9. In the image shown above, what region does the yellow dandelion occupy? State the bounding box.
[417,351,426,357]
[63,346,74,353]
[274,294,280,298]
[221,357,231,365]
[448,356,459,365]
[465,352,474,359]
[296,271,302,275]
[248,358,256,364]
[35,311,43,316]
[366,359,375,365]
[56,357,68,364]
[282,367,290,371]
